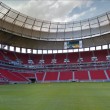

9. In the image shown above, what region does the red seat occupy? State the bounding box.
[74,71,89,80]
[90,70,107,80]
[36,72,45,81]
[44,72,58,81]
[59,71,73,80]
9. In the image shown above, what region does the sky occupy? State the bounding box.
[1,0,110,22]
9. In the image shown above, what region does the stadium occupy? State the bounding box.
[0,1,110,110]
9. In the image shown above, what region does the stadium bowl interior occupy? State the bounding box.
[0,2,110,84]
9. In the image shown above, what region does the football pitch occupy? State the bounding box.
[0,82,110,110]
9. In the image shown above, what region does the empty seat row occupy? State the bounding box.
[0,69,29,82]
[0,49,109,64]
[0,69,110,83]
[35,70,109,82]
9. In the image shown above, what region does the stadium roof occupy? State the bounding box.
[0,1,110,41]
[0,1,110,51]
[1,0,110,22]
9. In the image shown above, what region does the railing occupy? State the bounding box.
[0,59,110,73]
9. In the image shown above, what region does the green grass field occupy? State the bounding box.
[0,82,110,110]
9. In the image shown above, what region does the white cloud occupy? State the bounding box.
[2,0,94,22]
[53,12,86,22]
[86,0,94,7]
[52,6,96,22]
[90,7,96,12]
